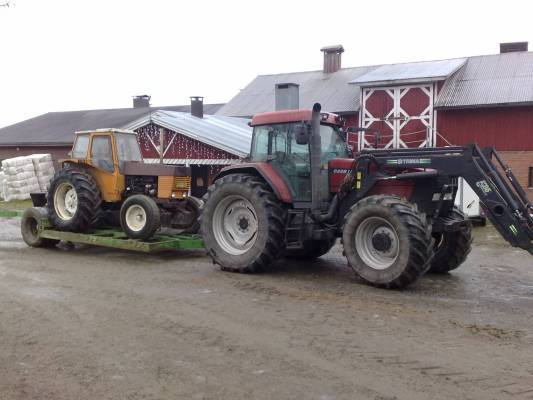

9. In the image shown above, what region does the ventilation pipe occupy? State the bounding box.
[190,96,204,118]
[133,95,151,108]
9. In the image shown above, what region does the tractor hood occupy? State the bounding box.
[123,162,190,177]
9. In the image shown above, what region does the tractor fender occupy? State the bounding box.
[214,162,293,203]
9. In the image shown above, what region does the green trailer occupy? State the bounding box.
[19,207,204,253]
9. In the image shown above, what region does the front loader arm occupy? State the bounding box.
[359,144,533,255]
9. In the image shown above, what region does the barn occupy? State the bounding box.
[124,98,251,197]
[0,96,224,161]
[0,96,251,198]
[217,42,533,198]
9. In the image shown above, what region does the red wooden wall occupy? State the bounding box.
[135,123,239,161]
[436,106,533,151]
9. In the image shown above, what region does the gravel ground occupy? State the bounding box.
[0,217,532,400]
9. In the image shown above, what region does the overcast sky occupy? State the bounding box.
[0,0,531,128]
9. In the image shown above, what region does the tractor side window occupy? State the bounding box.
[250,127,270,162]
[72,135,89,159]
[115,133,142,173]
[320,125,350,162]
[91,136,114,173]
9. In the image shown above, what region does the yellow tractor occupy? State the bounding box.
[46,129,201,239]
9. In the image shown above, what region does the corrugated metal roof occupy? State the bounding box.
[349,58,466,86]
[125,110,252,157]
[215,66,376,117]
[435,52,533,108]
[0,104,224,146]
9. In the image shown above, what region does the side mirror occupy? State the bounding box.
[295,123,310,145]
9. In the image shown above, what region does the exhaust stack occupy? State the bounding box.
[311,103,323,214]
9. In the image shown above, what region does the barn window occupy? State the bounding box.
[529,167,533,188]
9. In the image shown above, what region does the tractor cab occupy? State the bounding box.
[249,109,350,203]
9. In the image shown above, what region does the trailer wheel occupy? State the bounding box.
[429,208,473,274]
[120,195,161,240]
[47,168,101,232]
[201,173,286,273]
[285,239,337,260]
[21,207,59,248]
[342,195,434,289]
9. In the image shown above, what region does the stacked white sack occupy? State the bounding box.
[1,156,41,201]
[0,170,6,200]
[29,154,55,191]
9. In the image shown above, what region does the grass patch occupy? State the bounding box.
[0,199,33,211]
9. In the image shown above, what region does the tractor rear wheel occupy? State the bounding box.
[201,174,286,273]
[428,208,473,274]
[342,195,434,289]
[285,238,337,260]
[47,168,101,232]
[120,195,161,240]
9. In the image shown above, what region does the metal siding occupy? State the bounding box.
[436,106,533,150]
[350,58,466,86]
[216,66,376,117]
[436,52,533,108]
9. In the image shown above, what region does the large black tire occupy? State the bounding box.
[285,238,337,260]
[120,195,161,240]
[428,208,473,274]
[21,207,59,248]
[342,195,434,289]
[200,174,286,273]
[47,168,101,232]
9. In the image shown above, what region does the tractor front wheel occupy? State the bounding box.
[120,195,161,240]
[342,195,434,289]
[200,174,286,273]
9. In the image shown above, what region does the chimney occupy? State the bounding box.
[500,41,528,53]
[321,45,344,73]
[190,96,204,118]
[275,83,299,111]
[133,95,151,108]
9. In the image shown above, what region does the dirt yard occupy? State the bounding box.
[0,216,532,400]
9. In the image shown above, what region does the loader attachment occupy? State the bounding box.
[358,144,533,255]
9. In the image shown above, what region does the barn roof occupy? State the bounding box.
[349,58,466,87]
[124,110,252,158]
[215,66,376,117]
[216,51,533,117]
[435,52,533,108]
[0,103,224,146]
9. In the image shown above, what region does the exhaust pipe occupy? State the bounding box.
[311,103,323,217]
[310,102,339,223]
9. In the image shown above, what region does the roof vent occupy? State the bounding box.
[500,41,528,53]
[321,45,344,73]
[190,96,204,118]
[275,83,299,111]
[133,95,151,108]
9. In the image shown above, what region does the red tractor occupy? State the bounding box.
[200,103,533,289]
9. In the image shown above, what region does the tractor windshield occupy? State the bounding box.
[250,123,348,201]
[115,133,142,162]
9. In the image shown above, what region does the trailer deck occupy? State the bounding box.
[6,208,204,253]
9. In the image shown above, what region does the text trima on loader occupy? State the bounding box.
[201,103,533,289]
[46,129,201,239]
